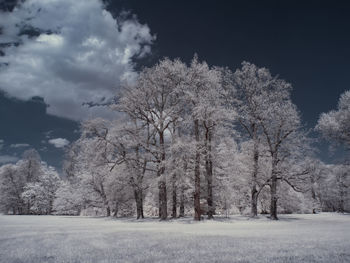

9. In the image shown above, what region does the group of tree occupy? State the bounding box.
[0,57,349,219]
[0,149,60,215]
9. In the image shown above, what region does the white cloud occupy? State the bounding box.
[10,143,30,148]
[0,155,19,164]
[0,0,154,120]
[48,138,70,148]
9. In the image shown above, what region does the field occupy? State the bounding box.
[0,213,349,263]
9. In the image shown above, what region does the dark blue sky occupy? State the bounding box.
[0,0,349,170]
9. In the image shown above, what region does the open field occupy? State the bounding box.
[0,213,349,263]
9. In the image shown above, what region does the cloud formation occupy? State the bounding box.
[48,138,70,148]
[10,143,30,148]
[0,0,154,120]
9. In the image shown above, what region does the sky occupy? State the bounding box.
[0,0,349,171]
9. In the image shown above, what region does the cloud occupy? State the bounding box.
[0,0,154,120]
[0,155,19,164]
[10,143,30,148]
[0,139,3,150]
[48,138,70,148]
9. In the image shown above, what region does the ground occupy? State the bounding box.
[0,213,349,263]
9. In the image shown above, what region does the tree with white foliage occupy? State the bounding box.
[82,117,153,219]
[316,90,350,151]
[117,58,187,220]
[255,73,305,220]
[0,150,61,215]
[22,164,60,214]
[181,56,229,220]
[232,62,275,217]
[0,163,25,214]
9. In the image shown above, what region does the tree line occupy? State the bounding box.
[0,57,349,219]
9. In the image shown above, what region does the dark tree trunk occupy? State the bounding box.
[270,156,278,220]
[339,187,344,213]
[113,203,118,217]
[270,177,278,220]
[194,119,201,221]
[251,186,258,217]
[140,191,144,219]
[158,131,167,220]
[26,202,30,215]
[134,188,144,219]
[172,173,177,218]
[311,174,318,214]
[179,185,185,217]
[205,123,214,219]
[179,156,187,218]
[158,180,167,220]
[251,137,259,217]
[99,183,110,217]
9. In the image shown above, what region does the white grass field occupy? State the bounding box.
[0,213,349,263]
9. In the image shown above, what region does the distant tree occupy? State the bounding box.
[53,181,84,215]
[0,163,25,214]
[316,90,350,150]
[22,164,60,214]
[20,149,42,182]
[317,164,350,213]
[0,150,61,215]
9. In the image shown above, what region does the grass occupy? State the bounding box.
[0,213,349,262]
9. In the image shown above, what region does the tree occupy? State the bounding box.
[0,163,25,214]
[0,150,61,215]
[21,164,60,214]
[233,64,306,220]
[316,90,350,150]
[233,62,274,217]
[117,58,186,220]
[73,135,114,216]
[82,117,153,219]
[53,181,84,215]
[182,56,226,220]
[232,62,309,219]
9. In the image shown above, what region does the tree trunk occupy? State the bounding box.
[158,180,167,220]
[134,188,144,219]
[113,203,118,217]
[179,185,185,217]
[205,123,214,219]
[339,183,344,213]
[172,173,177,218]
[179,157,187,218]
[251,187,258,217]
[158,131,167,220]
[270,178,278,220]
[270,156,278,220]
[194,119,201,221]
[106,206,111,217]
[251,138,259,217]
[311,174,318,214]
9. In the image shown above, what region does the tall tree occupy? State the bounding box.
[117,58,186,220]
[257,79,302,220]
[233,62,274,217]
[183,56,224,220]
